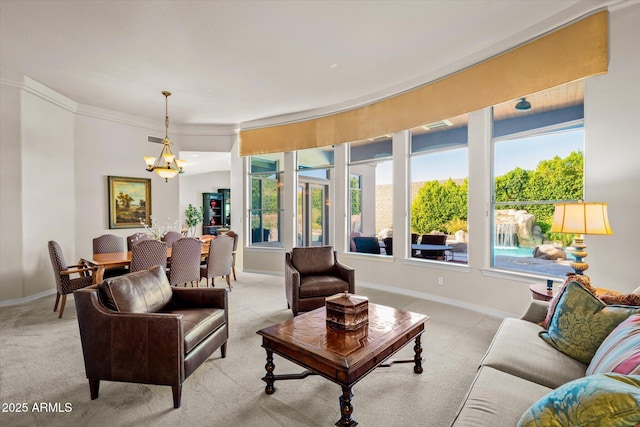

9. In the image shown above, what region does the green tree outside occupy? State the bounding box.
[411,151,583,237]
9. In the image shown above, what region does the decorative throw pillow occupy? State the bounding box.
[542,274,596,329]
[540,281,640,364]
[600,293,640,306]
[517,373,640,427]
[587,314,640,376]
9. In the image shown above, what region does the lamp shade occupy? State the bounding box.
[551,202,613,235]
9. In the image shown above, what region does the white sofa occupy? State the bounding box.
[451,299,589,426]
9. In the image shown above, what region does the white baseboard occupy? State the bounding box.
[0,288,56,308]
[358,281,512,319]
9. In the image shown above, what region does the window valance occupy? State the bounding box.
[239,11,608,156]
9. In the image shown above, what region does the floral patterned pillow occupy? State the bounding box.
[540,281,640,364]
[518,373,640,427]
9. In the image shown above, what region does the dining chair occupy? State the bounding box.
[225,230,239,281]
[127,232,150,251]
[130,240,167,272]
[417,234,448,260]
[169,238,203,287]
[47,241,96,318]
[161,231,182,248]
[200,234,234,290]
[92,234,128,277]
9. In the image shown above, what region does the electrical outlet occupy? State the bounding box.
[438,276,444,285]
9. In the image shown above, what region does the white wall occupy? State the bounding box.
[21,84,77,298]
[0,80,236,304]
[74,112,180,259]
[0,82,24,301]
[583,3,640,287]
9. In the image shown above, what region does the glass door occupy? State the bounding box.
[297,179,329,247]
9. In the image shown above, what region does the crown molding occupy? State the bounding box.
[9,76,79,113]
[1,76,238,138]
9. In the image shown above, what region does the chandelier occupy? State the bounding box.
[144,91,185,182]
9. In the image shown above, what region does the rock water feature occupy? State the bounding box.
[495,222,518,248]
[494,209,543,250]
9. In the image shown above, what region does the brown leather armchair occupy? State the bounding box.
[285,246,355,316]
[74,265,228,408]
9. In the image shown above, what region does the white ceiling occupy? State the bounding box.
[1,0,621,177]
[0,0,617,129]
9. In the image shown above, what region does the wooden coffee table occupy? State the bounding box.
[256,303,429,426]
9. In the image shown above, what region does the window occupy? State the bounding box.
[297,147,333,247]
[491,80,585,276]
[348,137,392,255]
[250,153,284,247]
[409,114,469,264]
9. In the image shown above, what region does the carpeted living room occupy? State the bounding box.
[2,1,640,426]
[0,272,502,427]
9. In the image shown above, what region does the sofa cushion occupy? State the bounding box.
[166,307,226,354]
[587,314,640,376]
[98,265,172,313]
[517,373,640,427]
[451,366,552,427]
[481,318,587,389]
[299,276,349,298]
[540,281,640,364]
[291,246,335,275]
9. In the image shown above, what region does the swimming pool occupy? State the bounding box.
[493,246,535,257]
[494,246,575,260]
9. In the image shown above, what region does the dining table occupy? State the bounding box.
[84,239,211,284]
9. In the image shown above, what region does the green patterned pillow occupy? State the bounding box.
[540,281,640,364]
[518,373,640,427]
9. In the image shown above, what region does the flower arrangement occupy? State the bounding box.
[140,216,179,240]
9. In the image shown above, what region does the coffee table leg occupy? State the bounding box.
[413,335,423,374]
[264,349,276,394]
[336,385,357,427]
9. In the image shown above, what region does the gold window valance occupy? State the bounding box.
[239,11,608,156]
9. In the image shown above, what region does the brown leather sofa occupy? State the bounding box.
[285,246,355,316]
[74,265,228,408]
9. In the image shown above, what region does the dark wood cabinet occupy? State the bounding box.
[202,189,231,235]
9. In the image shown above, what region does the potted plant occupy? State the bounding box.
[184,204,204,237]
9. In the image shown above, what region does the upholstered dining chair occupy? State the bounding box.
[225,230,239,280]
[285,246,355,316]
[47,241,96,318]
[161,231,182,248]
[169,238,203,287]
[92,234,128,277]
[130,239,167,272]
[200,234,234,290]
[127,232,150,251]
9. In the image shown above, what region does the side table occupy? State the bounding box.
[529,282,556,302]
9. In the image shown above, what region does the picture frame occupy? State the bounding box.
[108,176,152,229]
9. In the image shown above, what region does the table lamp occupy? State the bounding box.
[550,201,613,275]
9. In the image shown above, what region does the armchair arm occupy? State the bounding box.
[74,288,185,385]
[285,252,300,308]
[519,299,550,324]
[61,266,97,276]
[333,253,355,294]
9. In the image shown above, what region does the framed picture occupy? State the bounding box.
[108,176,152,229]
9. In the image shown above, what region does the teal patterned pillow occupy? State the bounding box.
[540,281,640,364]
[518,373,640,427]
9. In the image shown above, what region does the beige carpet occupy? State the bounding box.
[0,272,502,427]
